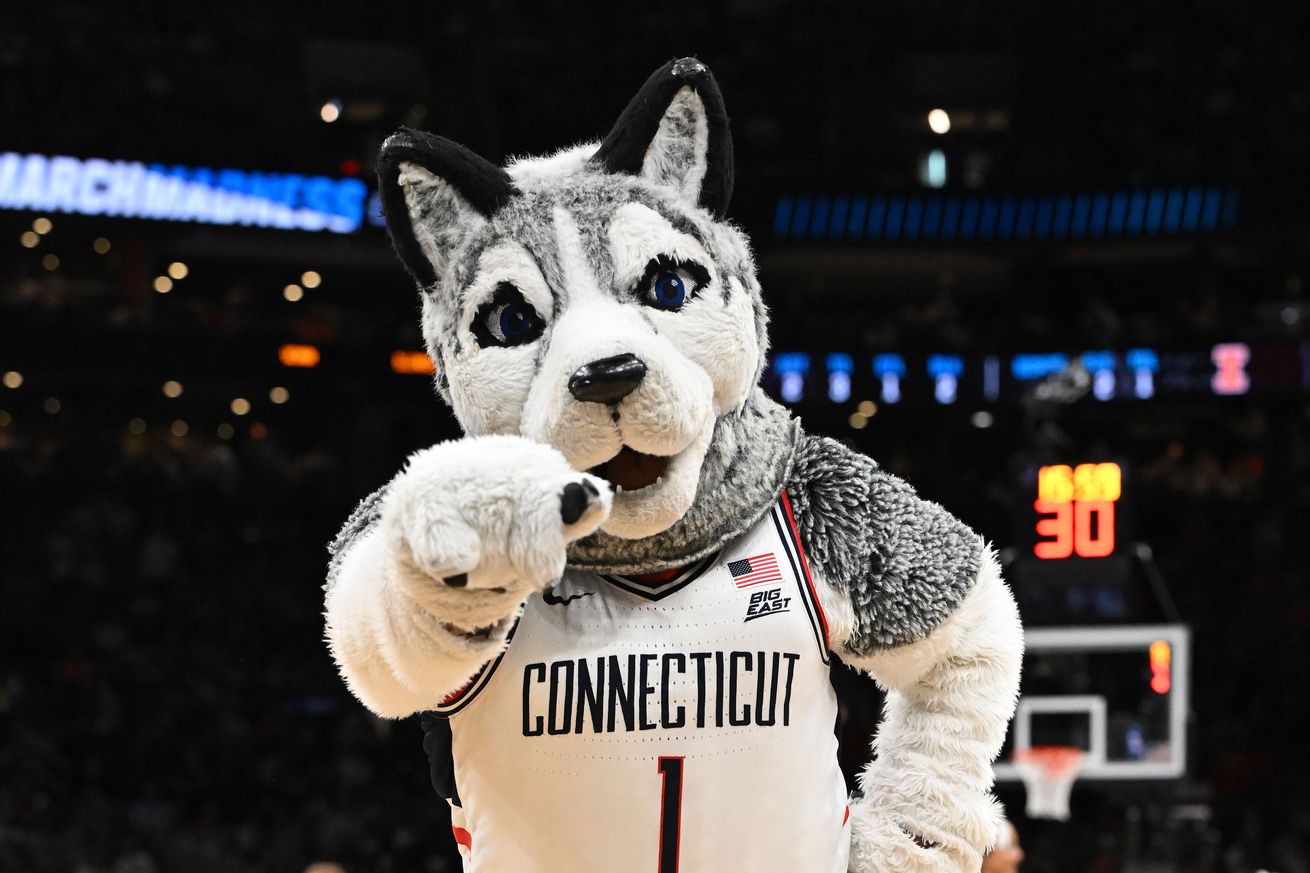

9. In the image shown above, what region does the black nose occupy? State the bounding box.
[568,354,647,404]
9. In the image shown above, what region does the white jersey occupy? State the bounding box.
[432,492,850,872]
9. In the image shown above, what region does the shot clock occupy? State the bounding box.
[1011,459,1140,625]
[1033,462,1122,560]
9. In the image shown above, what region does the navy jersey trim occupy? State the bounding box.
[771,500,830,664]
[778,488,831,650]
[420,712,461,807]
[600,551,720,602]
[433,617,520,716]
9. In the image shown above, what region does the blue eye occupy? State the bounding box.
[639,260,706,311]
[499,303,534,339]
[651,272,686,309]
[473,283,545,348]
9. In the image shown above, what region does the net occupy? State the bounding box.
[1013,746,1084,821]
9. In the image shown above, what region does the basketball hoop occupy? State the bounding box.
[1013,746,1083,821]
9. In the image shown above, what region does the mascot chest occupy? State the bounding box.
[435,496,850,873]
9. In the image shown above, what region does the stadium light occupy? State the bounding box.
[921,149,947,188]
[391,350,436,375]
[279,344,320,368]
[928,108,951,134]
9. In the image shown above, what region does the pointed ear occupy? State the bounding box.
[593,57,734,216]
[377,129,515,287]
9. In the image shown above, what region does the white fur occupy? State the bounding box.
[444,242,554,436]
[819,547,1023,873]
[513,208,719,539]
[641,87,710,206]
[325,436,611,718]
[607,204,758,413]
[505,142,598,191]
[398,163,486,280]
[607,203,715,291]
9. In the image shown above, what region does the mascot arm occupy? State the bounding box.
[324,436,610,719]
[785,435,1023,873]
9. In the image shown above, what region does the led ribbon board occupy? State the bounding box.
[1033,462,1121,559]
[773,186,1240,242]
[0,152,369,233]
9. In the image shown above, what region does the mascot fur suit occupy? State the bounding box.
[324,58,1023,873]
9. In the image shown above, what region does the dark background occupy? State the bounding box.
[2,2,1308,872]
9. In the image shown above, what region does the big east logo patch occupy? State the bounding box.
[745,588,791,622]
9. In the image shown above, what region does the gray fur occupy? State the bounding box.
[784,434,981,654]
[357,87,979,648]
[400,172,486,294]
[327,395,982,655]
[641,87,708,198]
[565,388,799,574]
[414,170,769,404]
[325,484,389,590]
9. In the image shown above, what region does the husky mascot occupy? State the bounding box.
[325,58,1022,873]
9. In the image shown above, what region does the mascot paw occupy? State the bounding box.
[383,435,611,635]
[847,802,980,873]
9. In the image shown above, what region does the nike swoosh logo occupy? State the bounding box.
[542,587,593,606]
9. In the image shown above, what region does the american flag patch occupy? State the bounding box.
[727,553,782,588]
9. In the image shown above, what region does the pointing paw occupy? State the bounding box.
[383,436,611,633]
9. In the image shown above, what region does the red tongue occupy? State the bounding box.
[606,447,668,490]
[628,567,684,585]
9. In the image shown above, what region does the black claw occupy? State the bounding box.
[443,573,469,587]
[560,482,590,525]
[582,479,600,497]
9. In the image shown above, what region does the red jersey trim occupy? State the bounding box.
[779,489,831,650]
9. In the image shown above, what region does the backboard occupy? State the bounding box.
[994,624,1190,782]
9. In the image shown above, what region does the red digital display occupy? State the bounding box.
[1211,342,1251,395]
[1034,463,1121,560]
[1149,640,1172,695]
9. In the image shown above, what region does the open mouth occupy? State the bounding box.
[589,446,670,492]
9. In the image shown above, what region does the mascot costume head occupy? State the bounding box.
[325,58,1023,873]
[378,57,790,565]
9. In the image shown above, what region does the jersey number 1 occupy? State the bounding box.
[657,756,684,873]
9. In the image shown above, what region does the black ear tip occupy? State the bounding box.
[379,127,438,164]
[670,57,710,80]
[381,128,414,151]
[377,129,419,174]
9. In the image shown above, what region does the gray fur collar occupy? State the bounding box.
[565,389,800,575]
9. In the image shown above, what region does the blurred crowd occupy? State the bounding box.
[0,429,459,873]
[3,2,1309,871]
[1,387,1307,873]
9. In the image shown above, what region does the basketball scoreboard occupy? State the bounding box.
[1010,458,1137,624]
[1033,462,1121,560]
[763,341,1309,407]
[996,458,1190,784]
